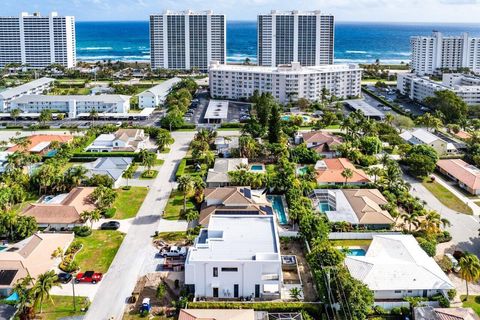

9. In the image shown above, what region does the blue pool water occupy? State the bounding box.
[267,195,288,225]
[45,150,58,157]
[318,202,332,212]
[347,249,367,256]
[250,165,264,171]
[297,166,308,175]
[0,246,6,252]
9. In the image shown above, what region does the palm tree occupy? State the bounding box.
[89,108,98,126]
[400,212,421,232]
[459,253,480,300]
[192,176,206,203]
[13,275,35,319]
[123,166,135,187]
[177,175,194,213]
[341,168,353,185]
[31,270,60,314]
[420,210,450,235]
[65,166,88,188]
[142,151,156,175]
[366,166,384,184]
[10,108,20,125]
[384,113,394,126]
[185,208,199,222]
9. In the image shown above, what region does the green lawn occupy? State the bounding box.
[155,159,165,166]
[160,148,170,154]
[73,230,125,273]
[12,192,39,213]
[155,231,188,243]
[330,239,372,247]
[140,170,159,180]
[461,295,480,315]
[113,187,148,219]
[37,295,88,320]
[422,178,473,215]
[163,190,195,220]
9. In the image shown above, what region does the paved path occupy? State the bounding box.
[431,173,480,216]
[405,174,480,257]
[85,131,194,320]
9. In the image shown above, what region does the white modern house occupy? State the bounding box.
[81,157,133,188]
[85,129,149,152]
[209,61,362,104]
[138,77,181,108]
[345,235,454,300]
[399,128,458,155]
[0,78,55,111]
[257,10,334,66]
[185,215,282,300]
[410,32,480,76]
[0,12,76,69]
[397,73,480,106]
[150,10,226,71]
[9,94,131,118]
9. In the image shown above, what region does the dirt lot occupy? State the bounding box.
[280,238,317,301]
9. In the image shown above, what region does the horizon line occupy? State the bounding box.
[74,19,480,25]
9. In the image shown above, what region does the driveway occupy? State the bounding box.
[84,131,194,320]
[405,174,480,257]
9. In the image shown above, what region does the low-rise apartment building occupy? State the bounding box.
[399,128,458,155]
[397,73,480,105]
[9,94,131,118]
[209,61,362,104]
[437,159,480,195]
[138,77,181,108]
[185,215,282,300]
[0,78,54,111]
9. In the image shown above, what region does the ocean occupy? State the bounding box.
[76,21,480,64]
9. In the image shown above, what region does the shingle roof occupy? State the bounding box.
[345,235,454,292]
[437,159,480,191]
[302,131,343,147]
[342,189,394,224]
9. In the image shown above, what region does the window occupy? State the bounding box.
[213,267,218,277]
[394,290,402,293]
[221,267,238,272]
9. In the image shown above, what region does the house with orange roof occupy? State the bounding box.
[0,232,74,296]
[7,134,73,155]
[199,187,273,225]
[315,158,371,186]
[437,159,480,195]
[295,131,343,158]
[22,187,96,229]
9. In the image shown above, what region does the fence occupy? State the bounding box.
[328,231,401,240]
[374,300,439,310]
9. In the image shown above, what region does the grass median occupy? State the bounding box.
[422,178,473,215]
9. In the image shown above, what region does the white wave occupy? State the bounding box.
[78,47,113,51]
[122,47,132,50]
[335,58,411,64]
[77,55,150,61]
[345,50,367,54]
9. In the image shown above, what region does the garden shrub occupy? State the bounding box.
[175,159,187,179]
[437,231,452,243]
[447,289,457,300]
[103,208,116,218]
[417,237,436,257]
[73,226,92,237]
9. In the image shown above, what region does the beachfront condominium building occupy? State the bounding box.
[257,10,334,67]
[209,61,361,104]
[411,31,480,76]
[0,12,76,68]
[150,10,226,71]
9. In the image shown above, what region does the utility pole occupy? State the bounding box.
[72,279,76,311]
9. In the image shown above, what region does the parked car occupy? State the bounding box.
[100,221,120,230]
[75,271,103,284]
[57,273,73,284]
[160,246,188,258]
[383,107,392,111]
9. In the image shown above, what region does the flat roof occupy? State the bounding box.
[210,62,361,75]
[345,99,385,119]
[0,77,54,100]
[11,94,130,104]
[187,215,279,262]
[204,100,229,120]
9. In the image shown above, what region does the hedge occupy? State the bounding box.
[175,159,187,179]
[220,122,244,129]
[187,301,322,317]
[179,123,196,129]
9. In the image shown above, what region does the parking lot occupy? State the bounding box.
[365,84,427,116]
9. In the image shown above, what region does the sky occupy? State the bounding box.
[3,0,480,23]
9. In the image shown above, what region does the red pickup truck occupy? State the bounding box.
[75,271,103,284]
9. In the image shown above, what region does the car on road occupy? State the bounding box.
[383,107,392,111]
[160,246,188,258]
[75,271,103,284]
[100,221,120,230]
[57,273,73,284]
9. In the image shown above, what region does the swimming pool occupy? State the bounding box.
[346,249,366,256]
[281,115,310,122]
[250,165,264,171]
[297,166,309,175]
[318,202,332,212]
[0,246,7,252]
[45,149,58,157]
[267,195,288,225]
